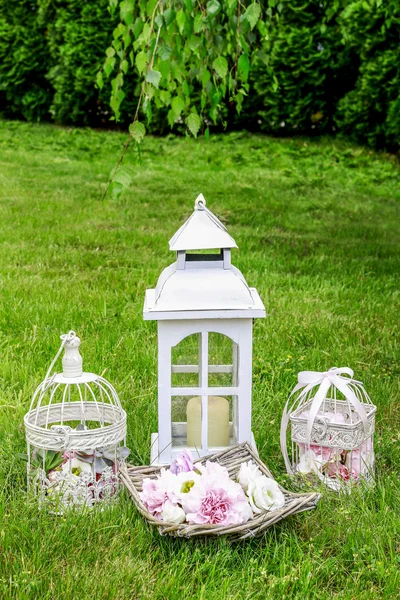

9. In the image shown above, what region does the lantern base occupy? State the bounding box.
[150,432,258,466]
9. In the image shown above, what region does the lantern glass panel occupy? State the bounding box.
[207,332,235,387]
[171,333,200,388]
[171,396,192,448]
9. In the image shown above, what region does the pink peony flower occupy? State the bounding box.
[170,450,194,475]
[309,444,336,463]
[181,473,252,525]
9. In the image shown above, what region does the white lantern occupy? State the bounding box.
[144,195,265,464]
[23,331,128,511]
[280,367,376,490]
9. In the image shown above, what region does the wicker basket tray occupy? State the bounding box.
[120,442,321,541]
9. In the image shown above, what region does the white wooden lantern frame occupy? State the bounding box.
[144,195,265,464]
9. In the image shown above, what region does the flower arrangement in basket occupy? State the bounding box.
[22,331,129,511]
[120,443,321,541]
[280,367,376,491]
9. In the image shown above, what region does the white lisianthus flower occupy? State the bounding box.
[297,449,325,474]
[247,476,285,514]
[237,460,262,492]
[62,457,92,478]
[173,471,201,500]
[162,500,186,524]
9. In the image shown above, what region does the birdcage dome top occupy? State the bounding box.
[24,332,126,451]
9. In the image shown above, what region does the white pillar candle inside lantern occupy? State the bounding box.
[144,194,265,464]
[187,396,229,448]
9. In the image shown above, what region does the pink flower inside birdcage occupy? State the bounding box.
[280,367,376,490]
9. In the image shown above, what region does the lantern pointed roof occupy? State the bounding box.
[169,194,238,252]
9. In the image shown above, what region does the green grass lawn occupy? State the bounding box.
[0,119,400,599]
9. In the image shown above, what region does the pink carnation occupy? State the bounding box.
[181,472,252,526]
[139,469,177,519]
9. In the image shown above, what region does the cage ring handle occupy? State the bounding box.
[50,425,72,449]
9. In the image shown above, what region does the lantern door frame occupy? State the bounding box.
[151,318,255,465]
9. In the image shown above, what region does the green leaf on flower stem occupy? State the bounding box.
[187,112,201,137]
[207,0,221,15]
[145,69,162,88]
[245,3,261,30]
[135,50,147,74]
[213,56,228,79]
[172,96,185,119]
[237,53,250,81]
[120,59,129,74]
[176,9,186,33]
[129,120,146,144]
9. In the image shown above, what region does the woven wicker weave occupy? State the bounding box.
[121,442,321,541]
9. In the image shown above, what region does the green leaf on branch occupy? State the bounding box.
[96,71,104,90]
[237,53,250,81]
[193,14,204,33]
[172,96,186,119]
[187,112,201,137]
[135,51,148,74]
[129,121,146,144]
[207,0,221,15]
[145,69,162,88]
[110,164,136,200]
[245,3,261,30]
[202,68,211,87]
[109,0,118,16]
[158,44,172,61]
[176,9,186,33]
[213,56,228,79]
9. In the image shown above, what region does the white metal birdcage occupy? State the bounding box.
[280,367,376,490]
[23,331,128,510]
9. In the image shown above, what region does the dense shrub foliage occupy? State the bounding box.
[336,0,400,152]
[38,0,139,126]
[241,0,358,136]
[0,0,398,150]
[0,0,52,121]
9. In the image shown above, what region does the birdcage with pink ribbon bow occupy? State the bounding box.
[280,367,376,490]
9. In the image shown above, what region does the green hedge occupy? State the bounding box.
[0,0,52,121]
[336,0,400,152]
[242,0,357,136]
[0,0,398,151]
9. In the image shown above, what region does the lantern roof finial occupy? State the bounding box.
[169,194,238,252]
[194,193,206,210]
